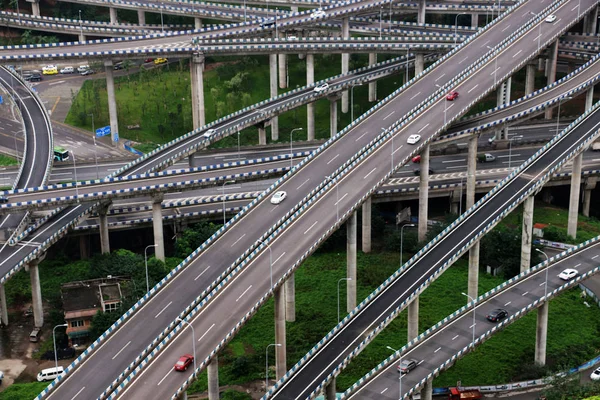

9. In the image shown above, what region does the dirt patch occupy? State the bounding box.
[0,359,27,392]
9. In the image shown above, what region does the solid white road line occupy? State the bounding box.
[273,252,286,265]
[296,178,310,190]
[157,369,173,386]
[335,193,348,205]
[327,154,339,165]
[383,111,395,120]
[452,335,459,340]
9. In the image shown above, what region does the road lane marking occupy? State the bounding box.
[533,34,541,42]
[442,159,465,163]
[491,66,501,76]
[236,285,252,302]
[459,57,468,64]
[512,49,522,58]
[383,111,395,120]
[593,255,599,259]
[198,323,215,342]
[539,282,545,286]
[468,84,479,93]
[364,168,377,180]
[409,91,421,100]
[501,24,511,32]
[504,301,512,306]
[574,263,581,268]
[417,360,424,365]
[392,145,403,156]
[112,341,131,360]
[355,132,367,142]
[304,221,318,235]
[469,323,475,329]
[230,233,246,247]
[270,206,278,213]
[273,252,286,265]
[49,80,65,86]
[435,73,445,81]
[434,347,441,353]
[335,193,348,205]
[296,178,310,190]
[70,387,86,400]
[417,123,429,133]
[452,335,459,340]
[157,369,173,386]
[194,265,211,281]
[522,291,528,296]
[571,4,579,10]
[155,301,172,319]
[327,154,339,165]
[381,387,388,394]
[480,40,490,48]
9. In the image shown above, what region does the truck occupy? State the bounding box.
[477,153,496,163]
[448,387,482,400]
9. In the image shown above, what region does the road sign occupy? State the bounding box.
[0,95,4,105]
[114,132,119,142]
[95,126,111,137]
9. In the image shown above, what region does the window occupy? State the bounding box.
[70,320,83,328]
[104,303,119,313]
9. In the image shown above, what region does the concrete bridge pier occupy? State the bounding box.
[408,296,419,341]
[0,284,8,326]
[545,40,559,119]
[325,378,337,400]
[307,54,315,141]
[415,53,424,75]
[584,5,598,34]
[368,53,377,102]
[278,32,287,89]
[269,53,279,141]
[347,211,357,312]
[191,54,206,130]
[362,197,371,253]
[188,154,196,168]
[418,145,430,242]
[495,78,512,140]
[30,256,45,328]
[104,60,120,146]
[525,62,536,95]
[285,274,295,322]
[583,177,597,217]
[99,202,112,254]
[195,18,203,30]
[471,13,478,28]
[274,287,287,379]
[450,190,460,214]
[329,95,338,138]
[78,33,86,42]
[417,0,426,24]
[535,302,548,365]
[137,10,146,25]
[27,0,40,16]
[587,86,595,110]
[152,193,166,261]
[567,153,583,239]
[109,7,118,24]
[258,123,267,145]
[207,356,219,400]
[341,18,350,113]
[520,196,534,272]
[467,136,479,298]
[421,379,433,400]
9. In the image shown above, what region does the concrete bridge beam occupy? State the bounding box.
[583,177,597,217]
[408,296,419,341]
[28,0,40,16]
[415,53,424,75]
[329,97,337,138]
[285,274,295,322]
[30,257,44,328]
[417,0,426,24]
[421,379,433,400]
[325,378,337,400]
[109,7,118,24]
[138,10,146,25]
[99,202,112,254]
[535,302,548,365]
[195,17,203,30]
[525,62,536,95]
[279,32,287,89]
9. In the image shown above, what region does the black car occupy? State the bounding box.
[23,72,42,82]
[113,62,124,70]
[486,308,508,322]
[413,168,435,176]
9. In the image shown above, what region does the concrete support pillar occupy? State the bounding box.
[30,260,43,328]
[417,0,426,24]
[190,54,206,130]
[583,177,597,217]
[325,378,337,400]
[109,7,118,24]
[466,136,477,208]
[538,57,545,72]
[78,33,86,43]
[99,203,111,254]
[407,296,419,341]
[195,17,203,30]
[567,153,583,239]
[269,54,279,141]
[278,32,287,89]
[535,301,548,365]
[368,53,377,102]
[341,18,350,114]
[329,98,337,138]
[285,274,295,322]
[347,211,357,312]
[0,283,8,326]
[207,356,219,400]
[415,53,425,75]
[30,0,40,16]
[418,145,430,242]
[258,125,267,145]
[274,287,286,379]
[152,194,166,262]
[584,6,598,34]
[468,242,480,299]
[525,63,536,95]
[306,54,315,141]
[471,13,478,28]
[520,196,534,272]
[545,40,559,119]
[586,87,595,110]
[137,10,146,25]
[188,154,195,168]
[79,235,90,259]
[496,78,512,140]
[104,60,119,146]
[362,197,371,253]
[421,379,433,400]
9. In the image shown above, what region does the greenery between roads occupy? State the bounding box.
[0,155,18,166]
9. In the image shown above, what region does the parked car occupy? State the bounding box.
[23,72,42,82]
[77,65,90,73]
[591,367,600,381]
[446,90,459,101]
[80,69,95,76]
[545,14,557,23]
[154,57,168,65]
[42,65,58,75]
[558,268,578,280]
[174,354,194,371]
[29,327,42,342]
[270,191,287,205]
[310,9,326,18]
[397,359,418,374]
[113,62,124,70]
[313,83,329,93]
[477,153,496,163]
[37,367,64,382]
[59,66,74,74]
[486,308,508,322]
[144,58,154,63]
[413,168,435,176]
[407,134,421,144]
[411,155,421,163]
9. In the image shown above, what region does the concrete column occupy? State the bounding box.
[468,242,480,298]
[137,10,146,25]
[368,53,377,102]
[362,197,371,253]
[567,153,583,239]
[583,177,597,217]
[329,98,337,138]
[104,60,119,146]
[30,0,40,16]
[520,196,534,272]
[79,235,90,259]
[269,54,279,141]
[471,13,478,28]
[407,296,419,341]
[306,54,315,141]
[421,379,433,400]
[417,0,426,24]
[78,33,86,42]
[347,211,357,312]
[99,203,111,254]
[207,356,219,400]
[278,32,287,89]
[586,87,594,110]
[590,6,599,34]
[274,287,286,379]
[415,53,425,75]
[538,57,545,72]
[325,378,337,400]
[285,274,295,322]
[525,63,536,95]
[190,54,206,130]
[152,194,166,262]
[341,18,350,114]
[545,40,559,119]
[496,78,512,140]
[0,283,8,326]
[188,154,195,168]
[535,301,548,365]
[466,136,477,208]
[30,260,43,328]
[258,125,267,145]
[195,17,203,30]
[418,145,430,242]
[109,7,118,24]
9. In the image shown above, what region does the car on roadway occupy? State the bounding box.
[80,69,95,76]
[77,65,90,73]
[113,62,124,70]
[270,191,287,204]
[144,58,154,63]
[591,367,600,381]
[174,354,194,371]
[558,268,578,280]
[486,308,508,322]
[413,167,434,176]
[203,128,216,138]
[407,134,421,144]
[412,155,421,163]
[59,66,74,74]
[310,9,326,19]
[0,370,3,385]
[23,72,42,82]
[154,57,168,65]
[397,359,418,374]
[545,14,557,23]
[313,82,329,93]
[261,18,276,28]
[446,90,459,101]
[42,65,58,75]
[0,196,9,204]
[287,35,298,40]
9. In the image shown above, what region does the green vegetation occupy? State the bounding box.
[0,382,49,400]
[0,155,18,166]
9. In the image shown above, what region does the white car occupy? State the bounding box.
[60,66,74,74]
[77,65,90,73]
[407,134,421,144]
[558,268,578,281]
[287,35,298,40]
[203,129,216,138]
[270,191,287,204]
[591,367,600,381]
[545,14,557,23]
[313,83,329,93]
[311,9,326,19]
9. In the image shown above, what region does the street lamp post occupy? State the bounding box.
[405,46,410,83]
[536,248,549,300]
[160,3,164,33]
[53,324,68,372]
[266,343,282,391]
[556,96,573,137]
[461,292,476,348]
[435,84,448,126]
[454,13,467,46]
[176,318,197,376]
[325,175,339,221]
[258,239,274,289]
[237,131,241,161]
[144,244,157,293]
[386,345,402,399]
[459,175,464,215]
[508,135,523,169]
[78,10,83,40]
[88,113,99,179]
[351,84,363,122]
[400,224,415,267]
[486,45,498,87]
[289,127,303,170]
[72,149,79,201]
[220,180,236,226]
[337,277,351,323]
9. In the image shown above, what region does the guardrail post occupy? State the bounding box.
[109,7,118,25]
[0,283,8,326]
[368,53,377,102]
[269,53,279,141]
[520,196,534,272]
[80,234,90,260]
[191,53,206,130]
[583,177,597,218]
[408,295,419,341]
[525,61,536,95]
[98,201,112,254]
[306,53,315,141]
[329,96,338,138]
[279,31,287,89]
[362,197,372,253]
[195,17,203,30]
[418,145,430,242]
[30,256,44,328]
[535,301,549,365]
[545,40,559,119]
[285,274,295,322]
[471,13,479,29]
[421,378,433,400]
[207,355,219,400]
[152,193,166,261]
[567,153,583,239]
[341,17,350,114]
[325,377,337,400]
[275,287,287,379]
[417,0,426,25]
[104,60,120,147]
[137,10,146,25]
[347,211,357,312]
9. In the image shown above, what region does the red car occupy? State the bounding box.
[144,58,154,63]
[174,354,194,371]
[412,155,421,163]
[446,91,459,101]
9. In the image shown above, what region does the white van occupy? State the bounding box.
[77,65,90,73]
[37,366,64,382]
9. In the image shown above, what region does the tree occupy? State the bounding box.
[175,221,220,258]
[480,225,540,278]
